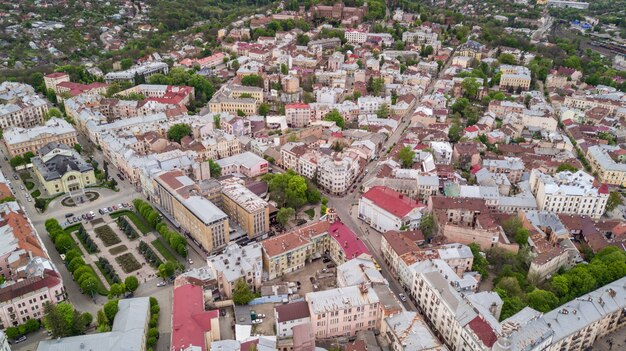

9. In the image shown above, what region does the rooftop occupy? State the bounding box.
[306,285,380,315]
[362,186,423,218]
[171,284,219,351]
[275,300,310,323]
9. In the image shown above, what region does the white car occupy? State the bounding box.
[188,258,193,264]
[256,313,266,318]
[252,319,263,324]
[157,281,167,287]
[399,293,407,302]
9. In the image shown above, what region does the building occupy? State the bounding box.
[118,84,195,108]
[496,276,626,351]
[215,151,268,178]
[358,186,424,232]
[587,145,626,186]
[381,311,447,351]
[529,169,608,219]
[3,118,77,157]
[104,61,169,84]
[317,153,361,195]
[336,257,385,288]
[0,82,48,129]
[310,2,368,24]
[31,143,95,196]
[482,157,525,184]
[206,242,263,298]
[326,212,371,265]
[547,0,590,9]
[153,169,230,253]
[171,284,221,351]
[275,300,311,338]
[220,178,270,239]
[285,103,312,128]
[178,52,225,69]
[43,72,70,91]
[0,331,10,351]
[499,65,532,91]
[305,285,381,339]
[37,297,150,351]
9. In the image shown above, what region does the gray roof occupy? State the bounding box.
[384,311,446,351]
[31,144,93,181]
[37,297,150,351]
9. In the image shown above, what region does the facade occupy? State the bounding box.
[206,242,263,298]
[529,169,608,219]
[587,145,626,186]
[118,84,195,108]
[482,157,525,184]
[43,72,70,91]
[31,143,95,195]
[153,170,230,253]
[499,65,532,91]
[285,103,312,128]
[305,285,381,339]
[220,178,270,239]
[275,300,311,338]
[104,61,169,83]
[358,186,424,232]
[37,297,150,351]
[215,151,268,178]
[0,82,48,129]
[3,118,77,157]
[317,153,360,195]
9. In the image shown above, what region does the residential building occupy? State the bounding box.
[3,118,77,157]
[0,82,48,129]
[220,178,270,239]
[37,297,150,351]
[336,257,385,288]
[587,145,626,186]
[499,65,532,91]
[358,186,424,232]
[382,311,447,351]
[546,0,590,9]
[275,300,311,338]
[43,72,70,91]
[0,331,9,351]
[118,84,195,108]
[326,211,371,265]
[104,61,169,83]
[153,169,230,253]
[317,153,361,195]
[178,52,225,69]
[206,242,263,298]
[285,103,312,128]
[215,151,268,178]
[31,143,95,196]
[305,285,381,339]
[529,169,608,219]
[482,157,525,183]
[171,284,221,351]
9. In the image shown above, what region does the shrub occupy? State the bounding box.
[97,257,121,284]
[94,225,121,247]
[116,217,139,240]
[138,241,163,268]
[115,253,141,273]
[75,225,99,253]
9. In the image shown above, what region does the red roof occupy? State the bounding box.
[465,125,479,133]
[362,186,423,218]
[470,164,482,174]
[328,220,370,260]
[45,72,67,78]
[598,183,609,195]
[468,316,498,347]
[172,284,219,350]
[285,103,310,109]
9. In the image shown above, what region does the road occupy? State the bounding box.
[532,15,553,43]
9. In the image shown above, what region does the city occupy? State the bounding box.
[0,0,626,351]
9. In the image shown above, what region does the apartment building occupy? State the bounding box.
[3,118,77,157]
[153,169,230,253]
[482,157,525,183]
[285,103,312,128]
[206,242,263,298]
[529,169,608,219]
[31,143,95,195]
[178,52,225,69]
[170,284,221,351]
[215,151,268,178]
[220,178,270,239]
[118,84,195,107]
[275,301,311,338]
[43,72,70,91]
[104,61,169,83]
[0,82,48,129]
[358,186,424,232]
[317,153,361,195]
[499,65,531,91]
[381,312,446,351]
[563,95,622,115]
[587,145,626,186]
[305,285,381,339]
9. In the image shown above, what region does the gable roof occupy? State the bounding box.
[362,186,423,218]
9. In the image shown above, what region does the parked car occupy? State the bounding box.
[13,174,18,180]
[251,319,263,324]
[65,213,74,218]
[112,205,118,210]
[188,258,193,265]
[326,263,336,269]
[220,309,226,317]
[102,208,109,214]
[322,258,331,263]
[107,207,113,212]
[399,293,407,302]
[82,214,87,220]
[19,185,24,190]
[12,335,27,344]
[27,198,32,202]
[256,313,266,318]
[73,217,79,222]
[157,281,167,287]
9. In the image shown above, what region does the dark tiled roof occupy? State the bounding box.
[0,270,61,303]
[275,300,310,323]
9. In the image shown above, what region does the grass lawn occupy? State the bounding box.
[94,225,121,247]
[115,253,142,273]
[25,181,34,190]
[30,189,40,198]
[64,223,82,235]
[304,208,315,219]
[84,264,109,295]
[19,172,31,181]
[110,210,151,234]
[109,245,128,255]
[151,238,179,263]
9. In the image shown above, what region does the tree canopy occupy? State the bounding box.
[167,123,192,143]
[398,146,415,169]
[233,278,255,305]
[323,109,345,129]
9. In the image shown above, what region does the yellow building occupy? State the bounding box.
[587,145,626,186]
[220,178,269,239]
[499,64,532,91]
[154,170,230,253]
[31,143,95,195]
[3,118,78,157]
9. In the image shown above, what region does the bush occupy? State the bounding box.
[97,257,121,284]
[109,245,128,255]
[94,225,121,247]
[138,241,163,268]
[116,216,139,240]
[75,225,99,253]
[115,253,142,273]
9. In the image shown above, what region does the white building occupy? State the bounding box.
[382,311,447,351]
[0,82,48,129]
[274,300,311,338]
[104,61,169,83]
[529,169,608,219]
[206,242,263,298]
[358,186,424,232]
[317,153,360,195]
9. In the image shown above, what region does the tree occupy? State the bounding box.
[280,63,288,75]
[232,278,255,305]
[103,300,119,323]
[514,228,530,246]
[96,310,110,331]
[213,115,221,129]
[158,261,177,279]
[448,122,462,143]
[461,77,481,100]
[526,289,560,312]
[241,74,264,87]
[80,276,99,297]
[420,45,434,57]
[606,192,623,212]
[167,123,192,143]
[376,103,390,118]
[55,234,74,254]
[73,143,82,154]
[367,77,385,95]
[259,103,270,117]
[398,146,415,168]
[469,243,489,278]
[46,107,63,120]
[109,283,125,298]
[556,163,577,173]
[120,58,133,70]
[419,213,434,239]
[296,33,310,46]
[323,109,345,129]
[43,302,87,338]
[9,155,25,168]
[124,276,139,293]
[276,207,295,226]
[208,159,222,178]
[498,53,517,65]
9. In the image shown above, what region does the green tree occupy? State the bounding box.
[43,302,88,338]
[367,77,385,95]
[419,213,434,239]
[448,122,462,143]
[73,143,82,154]
[461,77,481,100]
[208,159,222,178]
[323,109,345,129]
[498,53,517,65]
[9,155,25,168]
[54,234,74,254]
[103,299,119,323]
[276,207,295,226]
[46,107,63,120]
[420,45,434,57]
[259,103,270,117]
[124,275,139,293]
[514,228,530,246]
[232,278,255,305]
[556,163,577,173]
[280,63,288,75]
[120,58,133,70]
[398,146,415,169]
[167,123,192,143]
[108,283,125,298]
[526,289,560,312]
[376,103,390,119]
[241,74,264,87]
[606,192,623,212]
[80,276,99,297]
[158,261,177,279]
[213,115,221,129]
[469,243,489,278]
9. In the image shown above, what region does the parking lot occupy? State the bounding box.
[63,202,133,226]
[265,258,337,297]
